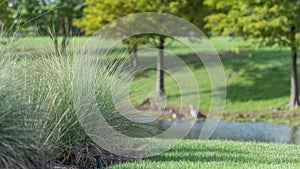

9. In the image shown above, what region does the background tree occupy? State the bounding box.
[136,0,194,96]
[75,0,207,97]
[9,0,85,55]
[178,0,208,34]
[0,1,12,27]
[205,0,300,108]
[74,0,146,70]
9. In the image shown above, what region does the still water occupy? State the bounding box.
[157,120,300,145]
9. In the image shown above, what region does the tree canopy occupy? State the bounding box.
[0,1,11,27]
[3,0,85,54]
[205,0,300,108]
[205,0,300,47]
[75,0,204,97]
[74,0,193,35]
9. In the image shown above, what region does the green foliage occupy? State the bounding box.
[177,0,207,31]
[74,0,196,35]
[204,0,300,48]
[205,0,300,108]
[0,1,11,26]
[74,0,135,35]
[8,0,85,34]
[5,0,86,55]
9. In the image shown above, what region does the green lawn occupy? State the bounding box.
[6,36,300,124]
[127,37,300,122]
[130,37,296,112]
[109,139,300,169]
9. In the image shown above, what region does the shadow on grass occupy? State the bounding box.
[133,49,296,106]
[189,50,295,102]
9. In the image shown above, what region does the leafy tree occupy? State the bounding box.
[76,0,207,97]
[205,0,300,108]
[137,0,187,96]
[0,1,11,27]
[176,0,208,32]
[74,0,146,70]
[9,0,85,55]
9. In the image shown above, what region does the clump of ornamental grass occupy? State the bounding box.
[21,45,157,168]
[0,57,47,169]
[0,26,50,168]
[21,53,100,168]
[1,27,158,167]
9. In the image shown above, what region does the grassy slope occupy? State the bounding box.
[109,139,300,169]
[132,37,294,111]
[129,37,300,122]
[11,37,300,124]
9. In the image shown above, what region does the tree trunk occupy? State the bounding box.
[61,17,68,55]
[156,36,165,96]
[288,26,299,108]
[53,35,59,56]
[288,46,299,108]
[131,44,138,70]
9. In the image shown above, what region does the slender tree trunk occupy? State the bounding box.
[53,35,59,56]
[156,36,165,96]
[288,46,299,108]
[61,17,68,55]
[288,27,299,108]
[131,44,138,70]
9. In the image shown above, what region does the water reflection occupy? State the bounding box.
[157,120,300,145]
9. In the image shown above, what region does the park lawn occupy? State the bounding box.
[108,139,300,169]
[9,36,300,124]
[131,37,292,112]
[129,37,300,124]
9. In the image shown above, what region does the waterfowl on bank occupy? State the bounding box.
[189,104,206,119]
[169,109,184,120]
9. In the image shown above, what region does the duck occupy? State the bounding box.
[169,109,184,120]
[189,104,206,119]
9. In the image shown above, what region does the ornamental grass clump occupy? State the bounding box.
[0,57,46,169]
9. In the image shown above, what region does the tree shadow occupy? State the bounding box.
[117,47,295,105]
[190,50,295,102]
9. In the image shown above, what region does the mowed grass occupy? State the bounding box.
[109,139,300,169]
[9,37,300,114]
[130,37,298,114]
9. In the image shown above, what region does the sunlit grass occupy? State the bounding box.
[109,139,300,169]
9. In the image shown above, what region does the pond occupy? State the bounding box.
[157,120,300,145]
